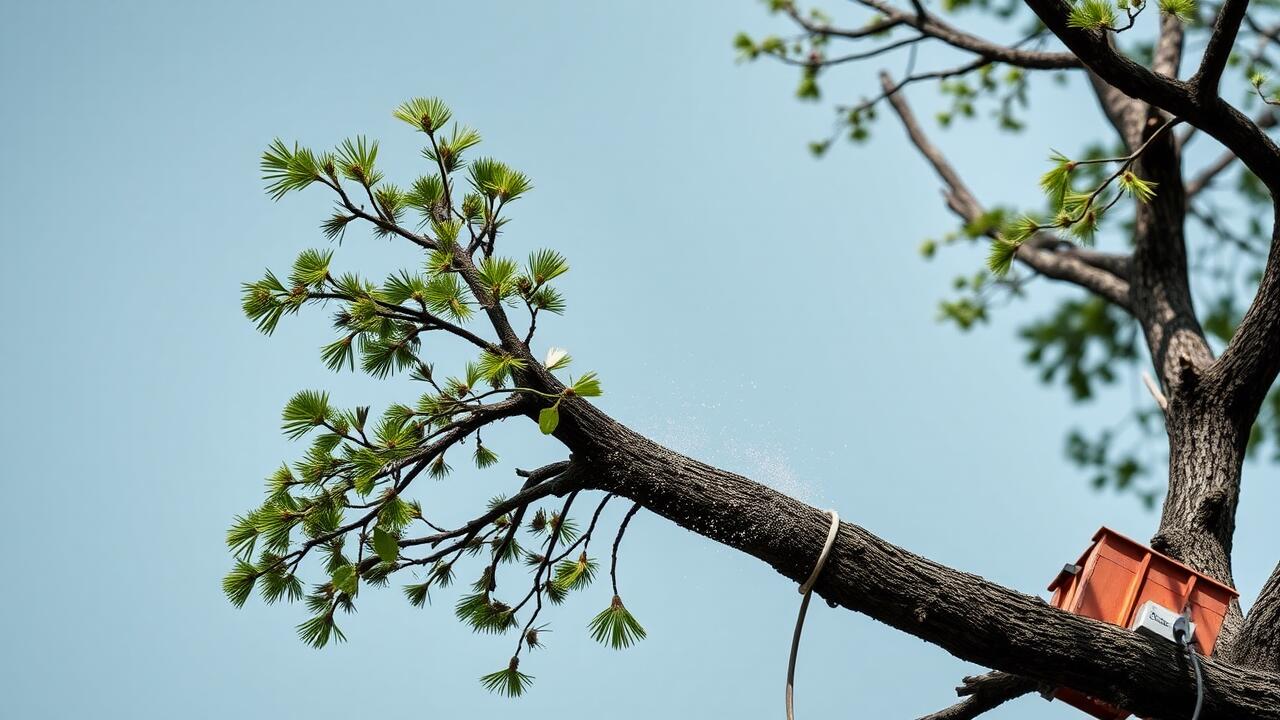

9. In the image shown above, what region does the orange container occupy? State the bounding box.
[1046,527,1238,720]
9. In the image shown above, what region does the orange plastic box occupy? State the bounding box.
[1046,527,1238,720]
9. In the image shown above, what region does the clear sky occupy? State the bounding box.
[1,1,1275,718]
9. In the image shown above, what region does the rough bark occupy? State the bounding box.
[541,397,1280,720]
[1226,562,1280,671]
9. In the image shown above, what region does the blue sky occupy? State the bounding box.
[1,1,1275,718]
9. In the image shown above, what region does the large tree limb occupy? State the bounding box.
[878,72,1133,308]
[1022,0,1280,193]
[1224,561,1280,671]
[1207,208,1280,420]
[541,395,1280,720]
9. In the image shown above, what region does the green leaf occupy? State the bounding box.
[373,527,399,564]
[588,596,647,649]
[538,402,560,435]
[331,564,358,596]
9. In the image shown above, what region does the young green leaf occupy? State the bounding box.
[331,564,358,596]
[538,402,560,435]
[373,527,399,564]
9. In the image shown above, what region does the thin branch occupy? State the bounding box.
[878,72,1133,309]
[1194,0,1251,96]
[916,673,1037,720]
[609,502,642,596]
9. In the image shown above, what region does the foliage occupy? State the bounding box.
[226,98,649,699]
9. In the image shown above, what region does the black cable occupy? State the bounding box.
[1173,614,1204,720]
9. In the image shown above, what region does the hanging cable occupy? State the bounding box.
[1173,613,1205,720]
[786,509,840,720]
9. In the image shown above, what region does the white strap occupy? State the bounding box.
[786,509,840,720]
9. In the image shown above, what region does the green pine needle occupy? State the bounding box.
[423,274,474,322]
[1067,0,1117,28]
[429,454,452,479]
[336,136,382,187]
[1039,152,1075,209]
[474,443,500,469]
[281,390,332,440]
[568,372,603,398]
[1118,170,1158,203]
[480,658,534,697]
[393,97,452,134]
[526,249,569,286]
[552,552,598,592]
[588,596,647,649]
[222,560,259,607]
[261,139,324,200]
[1158,0,1196,22]
[987,238,1021,277]
[289,249,333,289]
[404,581,431,608]
[296,608,346,649]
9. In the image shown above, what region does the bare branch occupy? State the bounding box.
[1186,110,1279,197]
[917,673,1037,720]
[878,72,1133,309]
[1194,0,1251,96]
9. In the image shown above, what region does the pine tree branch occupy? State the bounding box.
[877,72,1133,309]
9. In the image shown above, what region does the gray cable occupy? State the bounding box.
[786,509,841,720]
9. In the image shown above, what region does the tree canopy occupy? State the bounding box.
[225,2,1280,717]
